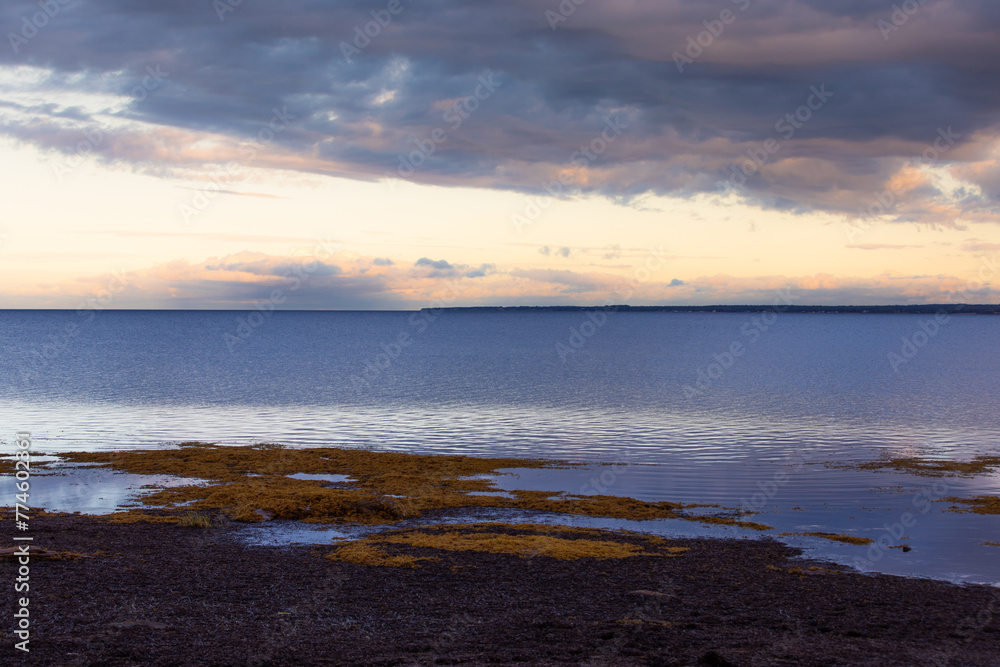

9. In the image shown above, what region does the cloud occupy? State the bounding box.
[1,1,998,225]
[372,257,394,266]
[414,257,453,270]
[962,238,1000,253]
[5,249,996,309]
[531,244,568,259]
[464,263,496,278]
[204,254,342,278]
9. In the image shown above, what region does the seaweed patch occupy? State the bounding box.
[943,496,1000,515]
[780,532,874,545]
[53,443,760,529]
[324,523,685,566]
[825,455,1000,477]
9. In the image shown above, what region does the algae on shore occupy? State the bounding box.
[826,455,1000,477]
[54,443,756,529]
[780,532,874,545]
[943,496,1000,515]
[819,454,1000,516]
[326,541,435,568]
[684,515,773,531]
[324,523,681,566]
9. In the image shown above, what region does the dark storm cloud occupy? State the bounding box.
[3,0,1000,220]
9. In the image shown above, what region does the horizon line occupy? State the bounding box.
[2,303,999,313]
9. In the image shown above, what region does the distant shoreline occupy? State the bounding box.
[2,305,999,314]
[422,304,1000,315]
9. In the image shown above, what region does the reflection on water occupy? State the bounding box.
[3,460,997,587]
[477,465,1000,586]
[0,463,208,515]
[286,473,354,484]
[233,500,999,588]
[0,310,997,584]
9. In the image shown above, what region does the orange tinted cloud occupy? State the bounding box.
[5,250,995,309]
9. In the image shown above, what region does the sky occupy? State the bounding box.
[1,0,999,309]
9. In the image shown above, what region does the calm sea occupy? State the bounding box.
[1,310,998,583]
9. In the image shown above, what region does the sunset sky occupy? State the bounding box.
[1,0,999,309]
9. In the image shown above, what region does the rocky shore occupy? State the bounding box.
[5,512,999,666]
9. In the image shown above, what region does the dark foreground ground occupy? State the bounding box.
[4,513,999,666]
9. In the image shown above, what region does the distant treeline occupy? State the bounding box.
[423,304,1000,315]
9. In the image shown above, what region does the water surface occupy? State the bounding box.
[1,310,997,584]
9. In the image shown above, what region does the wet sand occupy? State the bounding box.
[5,511,999,666]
